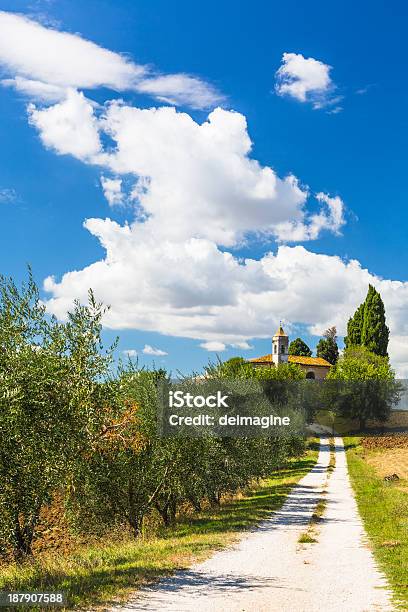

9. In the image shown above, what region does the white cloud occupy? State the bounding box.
[27,99,343,245]
[274,192,345,241]
[200,341,226,352]
[1,76,67,102]
[28,89,101,159]
[101,176,123,206]
[231,341,253,350]
[136,74,224,110]
[31,102,350,358]
[43,241,408,376]
[275,52,340,110]
[122,349,137,357]
[0,11,143,90]
[93,103,342,246]
[142,344,168,356]
[0,11,222,109]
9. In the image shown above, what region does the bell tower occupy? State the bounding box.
[272,323,289,365]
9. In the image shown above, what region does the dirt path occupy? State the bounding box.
[112,438,393,612]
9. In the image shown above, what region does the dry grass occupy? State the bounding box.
[364,448,408,481]
[362,435,408,450]
[360,437,408,495]
[381,411,408,431]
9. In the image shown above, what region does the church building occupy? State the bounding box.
[249,325,331,380]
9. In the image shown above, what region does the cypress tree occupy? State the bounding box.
[361,284,389,357]
[316,326,339,364]
[345,303,364,348]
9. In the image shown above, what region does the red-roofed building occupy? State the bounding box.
[249,325,331,380]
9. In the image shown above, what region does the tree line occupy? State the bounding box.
[0,273,305,561]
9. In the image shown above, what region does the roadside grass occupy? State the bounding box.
[0,446,318,611]
[310,499,327,524]
[345,437,408,609]
[298,533,317,544]
[298,438,334,545]
[327,438,336,473]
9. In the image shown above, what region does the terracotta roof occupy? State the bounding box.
[248,354,331,367]
[248,353,274,363]
[273,325,287,337]
[288,355,331,367]
[248,354,272,363]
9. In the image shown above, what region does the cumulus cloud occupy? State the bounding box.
[142,344,168,356]
[26,97,343,245]
[275,52,340,110]
[100,176,123,206]
[0,11,222,109]
[28,89,101,159]
[94,104,342,246]
[200,341,226,352]
[43,240,408,376]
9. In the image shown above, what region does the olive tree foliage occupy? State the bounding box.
[0,273,312,556]
[288,338,312,357]
[66,370,276,534]
[0,272,114,559]
[326,346,401,430]
[67,368,176,537]
[68,356,308,537]
[208,357,305,381]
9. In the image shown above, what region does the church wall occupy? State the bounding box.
[300,365,330,380]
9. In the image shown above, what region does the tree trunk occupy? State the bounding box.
[208,491,220,507]
[13,517,35,561]
[168,497,177,524]
[189,498,201,512]
[128,514,144,538]
[155,501,171,527]
[127,483,144,537]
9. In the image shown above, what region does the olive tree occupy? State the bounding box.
[0,273,113,559]
[326,346,401,430]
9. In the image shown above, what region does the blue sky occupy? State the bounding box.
[0,0,407,375]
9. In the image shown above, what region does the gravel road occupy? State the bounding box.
[111,438,394,612]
